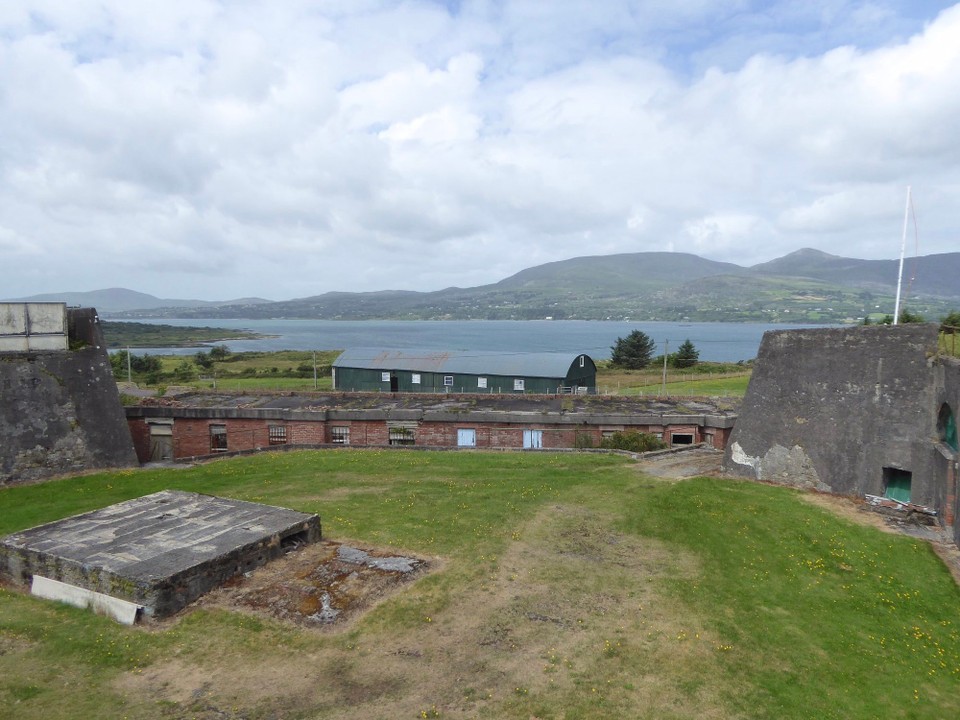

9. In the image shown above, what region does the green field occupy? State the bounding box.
[119,352,753,398]
[598,373,752,397]
[2,451,958,719]
[101,322,260,348]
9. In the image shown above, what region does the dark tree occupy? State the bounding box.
[110,351,162,383]
[673,339,699,368]
[881,310,925,325]
[940,310,960,334]
[194,351,213,369]
[209,344,231,361]
[610,330,657,369]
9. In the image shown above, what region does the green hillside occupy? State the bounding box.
[86,249,960,322]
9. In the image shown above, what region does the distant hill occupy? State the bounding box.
[494,252,744,293]
[7,288,273,314]
[748,248,960,299]
[14,249,960,323]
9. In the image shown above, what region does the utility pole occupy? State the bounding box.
[313,350,318,390]
[660,340,669,398]
[126,347,132,383]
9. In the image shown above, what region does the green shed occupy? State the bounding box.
[332,349,596,394]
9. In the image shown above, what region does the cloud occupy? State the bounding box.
[1,0,959,300]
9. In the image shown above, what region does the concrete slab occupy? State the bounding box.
[0,490,321,618]
[31,575,142,625]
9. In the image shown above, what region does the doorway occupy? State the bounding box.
[148,422,173,461]
[938,403,957,452]
[883,467,912,503]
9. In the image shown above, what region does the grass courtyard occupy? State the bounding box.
[1,450,959,719]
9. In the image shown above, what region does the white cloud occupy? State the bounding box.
[1,0,959,300]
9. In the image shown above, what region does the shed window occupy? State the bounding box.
[478,377,487,389]
[444,375,454,386]
[268,425,287,445]
[381,372,391,382]
[411,373,421,385]
[330,426,350,445]
[210,424,227,452]
[579,355,585,367]
[514,379,525,391]
[671,433,694,445]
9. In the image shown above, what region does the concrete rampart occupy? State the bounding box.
[0,307,137,484]
[724,324,960,543]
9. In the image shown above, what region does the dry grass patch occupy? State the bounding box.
[110,502,736,720]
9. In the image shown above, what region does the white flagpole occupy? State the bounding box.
[893,186,911,325]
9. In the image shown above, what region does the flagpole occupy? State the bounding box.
[893,186,911,325]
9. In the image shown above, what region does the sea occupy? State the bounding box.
[113,319,838,363]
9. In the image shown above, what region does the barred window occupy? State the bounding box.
[210,424,227,452]
[331,426,350,445]
[388,426,416,446]
[268,425,287,445]
[443,375,454,386]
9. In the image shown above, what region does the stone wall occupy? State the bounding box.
[934,356,960,544]
[724,324,960,540]
[0,308,137,484]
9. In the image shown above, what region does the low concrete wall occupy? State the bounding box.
[0,302,68,352]
[0,308,137,484]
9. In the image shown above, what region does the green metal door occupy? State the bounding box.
[883,468,912,503]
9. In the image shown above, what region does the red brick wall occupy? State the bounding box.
[128,419,151,462]
[128,415,732,460]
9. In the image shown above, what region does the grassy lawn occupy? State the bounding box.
[2,451,958,719]
[596,365,752,397]
[189,376,335,391]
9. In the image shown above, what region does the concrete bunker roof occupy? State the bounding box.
[134,390,739,418]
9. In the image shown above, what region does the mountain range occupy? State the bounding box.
[10,249,960,323]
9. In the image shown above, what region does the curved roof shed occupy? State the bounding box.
[332,348,596,394]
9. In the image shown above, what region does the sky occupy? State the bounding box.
[2,0,959,302]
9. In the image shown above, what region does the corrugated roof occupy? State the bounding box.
[333,348,593,379]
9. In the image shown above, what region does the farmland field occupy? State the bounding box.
[1,450,958,719]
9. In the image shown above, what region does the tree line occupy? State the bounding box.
[609,331,699,370]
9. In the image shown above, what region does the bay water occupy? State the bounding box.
[116,319,835,362]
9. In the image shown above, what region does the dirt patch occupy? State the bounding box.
[194,540,431,628]
[799,492,894,533]
[116,504,736,719]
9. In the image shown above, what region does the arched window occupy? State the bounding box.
[937,403,958,452]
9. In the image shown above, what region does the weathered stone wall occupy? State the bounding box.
[724,325,942,502]
[934,357,960,544]
[0,308,137,484]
